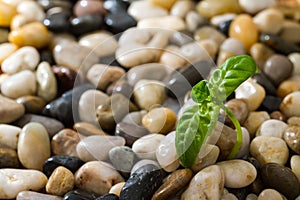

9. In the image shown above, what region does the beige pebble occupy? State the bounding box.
[291,155,300,182]
[170,0,194,18]
[17,1,45,21]
[222,193,238,200]
[198,39,219,59]
[236,127,251,158]
[73,122,107,136]
[51,129,80,157]
[280,20,300,44]
[243,111,270,138]
[18,122,51,170]
[138,16,186,31]
[186,11,207,32]
[159,45,187,70]
[0,124,20,149]
[196,0,242,18]
[0,95,25,123]
[277,76,300,98]
[217,50,235,66]
[238,0,276,14]
[250,136,289,166]
[46,166,74,196]
[128,1,168,21]
[280,91,300,117]
[194,26,226,46]
[131,159,160,174]
[211,13,237,26]
[287,116,300,126]
[17,191,62,200]
[235,79,266,111]
[289,53,300,76]
[253,8,284,34]
[0,43,18,64]
[109,182,125,197]
[10,14,33,30]
[258,189,284,200]
[1,46,39,75]
[50,33,76,50]
[180,42,212,64]
[223,98,249,125]
[250,43,274,70]
[220,38,246,55]
[75,161,124,195]
[246,194,258,200]
[256,119,288,138]
[192,144,220,173]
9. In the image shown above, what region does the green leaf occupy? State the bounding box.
[191,80,210,103]
[175,103,220,168]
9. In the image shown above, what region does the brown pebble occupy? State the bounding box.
[0,147,20,168]
[73,122,108,136]
[51,129,80,157]
[74,0,106,17]
[250,43,274,70]
[16,95,46,114]
[270,111,286,122]
[223,99,249,127]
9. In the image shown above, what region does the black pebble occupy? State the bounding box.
[70,14,103,36]
[43,11,71,32]
[218,19,232,36]
[104,12,137,34]
[96,194,119,200]
[39,49,55,65]
[103,0,129,13]
[260,95,282,113]
[252,73,277,96]
[64,189,100,200]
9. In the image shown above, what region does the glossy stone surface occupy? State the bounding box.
[104,12,137,34]
[0,95,25,123]
[16,95,46,114]
[70,14,103,36]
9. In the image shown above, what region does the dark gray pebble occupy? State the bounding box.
[96,194,119,200]
[63,189,100,200]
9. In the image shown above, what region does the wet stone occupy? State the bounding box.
[17,191,63,200]
[70,14,103,36]
[63,189,100,200]
[43,156,85,177]
[0,147,20,168]
[120,164,164,200]
[104,12,137,34]
[283,125,300,154]
[0,95,25,123]
[261,163,300,200]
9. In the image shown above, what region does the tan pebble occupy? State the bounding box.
[243,111,270,138]
[0,147,20,168]
[159,45,187,70]
[0,43,18,64]
[253,8,284,34]
[150,0,177,10]
[109,182,125,197]
[17,191,62,200]
[256,119,288,138]
[258,189,284,200]
[0,95,25,123]
[217,50,235,66]
[289,53,300,76]
[291,155,300,182]
[138,16,186,31]
[280,20,300,44]
[194,26,226,46]
[270,111,286,121]
[283,125,300,154]
[186,11,207,32]
[46,166,74,196]
[220,37,246,55]
[198,39,218,59]
[192,144,220,173]
[10,14,33,30]
[51,129,80,157]
[0,124,20,149]
[277,76,300,98]
[196,0,241,18]
[250,43,274,70]
[170,0,194,18]
[280,91,300,117]
[73,122,107,136]
[287,116,300,126]
[16,95,46,114]
[0,1,17,27]
[128,1,168,21]
[224,99,249,125]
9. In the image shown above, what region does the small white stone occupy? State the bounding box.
[17,1,45,21]
[238,0,276,14]
[291,155,300,182]
[138,16,186,31]
[253,8,284,34]
[0,43,18,64]
[220,38,246,55]
[210,13,237,26]
[280,91,300,117]
[236,127,250,158]
[256,119,288,138]
[170,0,194,18]
[0,124,21,149]
[289,53,300,76]
[250,136,289,165]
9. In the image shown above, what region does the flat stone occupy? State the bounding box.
[17,191,62,200]
[0,147,20,168]
[0,95,25,123]
[16,95,46,114]
[0,124,20,149]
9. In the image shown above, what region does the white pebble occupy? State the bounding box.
[256,119,288,138]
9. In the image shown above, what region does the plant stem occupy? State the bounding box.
[221,105,243,159]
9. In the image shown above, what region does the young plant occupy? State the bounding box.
[175,55,258,168]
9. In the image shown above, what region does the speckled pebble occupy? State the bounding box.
[51,129,80,157]
[280,91,300,117]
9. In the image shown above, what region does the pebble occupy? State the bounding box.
[280,20,300,44]
[289,53,300,76]
[96,194,119,200]
[138,16,186,31]
[103,0,129,13]
[132,133,165,160]
[87,64,125,91]
[46,166,75,196]
[220,38,246,55]
[131,159,160,174]
[79,31,118,58]
[243,111,270,138]
[156,131,179,172]
[235,127,251,158]
[253,8,284,34]
[104,12,137,34]
[0,169,47,199]
[0,95,25,123]
[17,122,50,170]
[63,189,100,200]
[246,194,258,200]
[43,156,84,177]
[250,43,274,70]
[211,13,236,26]
[224,99,249,126]
[256,119,288,138]
[257,189,284,200]
[122,110,146,126]
[0,43,18,64]
[0,147,20,168]
[170,0,194,18]
[0,1,17,27]
[287,116,300,126]
[0,124,20,149]
[196,0,242,18]
[110,79,133,98]
[128,1,168,21]
[270,111,286,121]
[182,165,224,199]
[238,0,276,14]
[76,135,125,162]
[75,161,124,195]
[198,39,219,59]
[253,73,277,96]
[74,0,105,17]
[280,91,300,117]
[218,159,257,188]
[9,22,51,49]
[70,14,103,36]
[0,28,8,43]
[10,14,34,30]
[235,79,266,111]
[229,14,258,51]
[263,54,294,86]
[194,26,226,46]
[261,95,282,113]
[261,163,300,200]
[17,1,45,21]
[74,122,106,136]
[283,125,300,154]
[291,155,300,182]
[109,182,125,197]
[43,10,71,33]
[150,0,177,10]
[186,11,208,32]
[1,70,36,99]
[152,169,193,200]
[16,95,45,114]
[250,136,289,166]
[14,114,64,138]
[127,63,167,86]
[17,191,62,200]
[115,122,150,146]
[120,164,164,200]
[218,19,233,36]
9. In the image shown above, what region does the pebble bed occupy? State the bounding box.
[0,0,300,199]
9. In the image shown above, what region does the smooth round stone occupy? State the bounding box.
[122,110,146,126]
[253,73,277,96]
[0,169,47,199]
[284,125,300,154]
[127,63,167,86]
[0,147,20,168]
[186,11,208,32]
[0,124,20,149]
[115,122,150,146]
[0,43,18,64]
[152,169,193,200]
[96,194,119,200]
[280,20,300,44]
[132,133,165,160]
[211,13,236,26]
[250,43,274,69]
[120,164,164,200]
[76,135,125,162]
[220,38,246,55]
[239,0,276,14]
[133,80,166,110]
[131,159,160,175]
[291,155,300,182]
[53,41,99,73]
[1,46,39,75]
[235,79,266,111]
[74,122,107,136]
[128,1,168,21]
[280,91,300,117]
[243,111,270,138]
[10,14,35,30]
[229,14,258,51]
[87,64,125,91]
[104,12,137,34]
[0,1,16,27]
[171,0,193,18]
[18,122,50,170]
[156,131,179,172]
[109,146,137,175]
[287,117,300,126]
[150,0,177,10]
[258,189,284,200]
[36,62,57,102]
[70,14,103,36]
[137,16,186,31]
[256,119,288,138]
[43,156,84,177]
[16,95,46,114]
[0,95,25,123]
[9,22,51,49]
[263,55,293,86]
[74,0,105,17]
[235,127,250,158]
[289,53,300,76]
[196,0,241,18]
[261,163,300,200]
[64,189,100,200]
[224,99,248,126]
[194,26,226,46]
[217,160,257,188]
[79,31,118,58]
[78,89,109,125]
[46,166,75,196]
[43,10,71,33]
[13,114,64,138]
[17,191,62,200]
[109,182,125,197]
[246,194,258,200]
[17,1,45,21]
[75,161,124,195]
[182,165,224,199]
[159,46,187,70]
[50,33,76,49]
[250,136,289,166]
[253,8,284,34]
